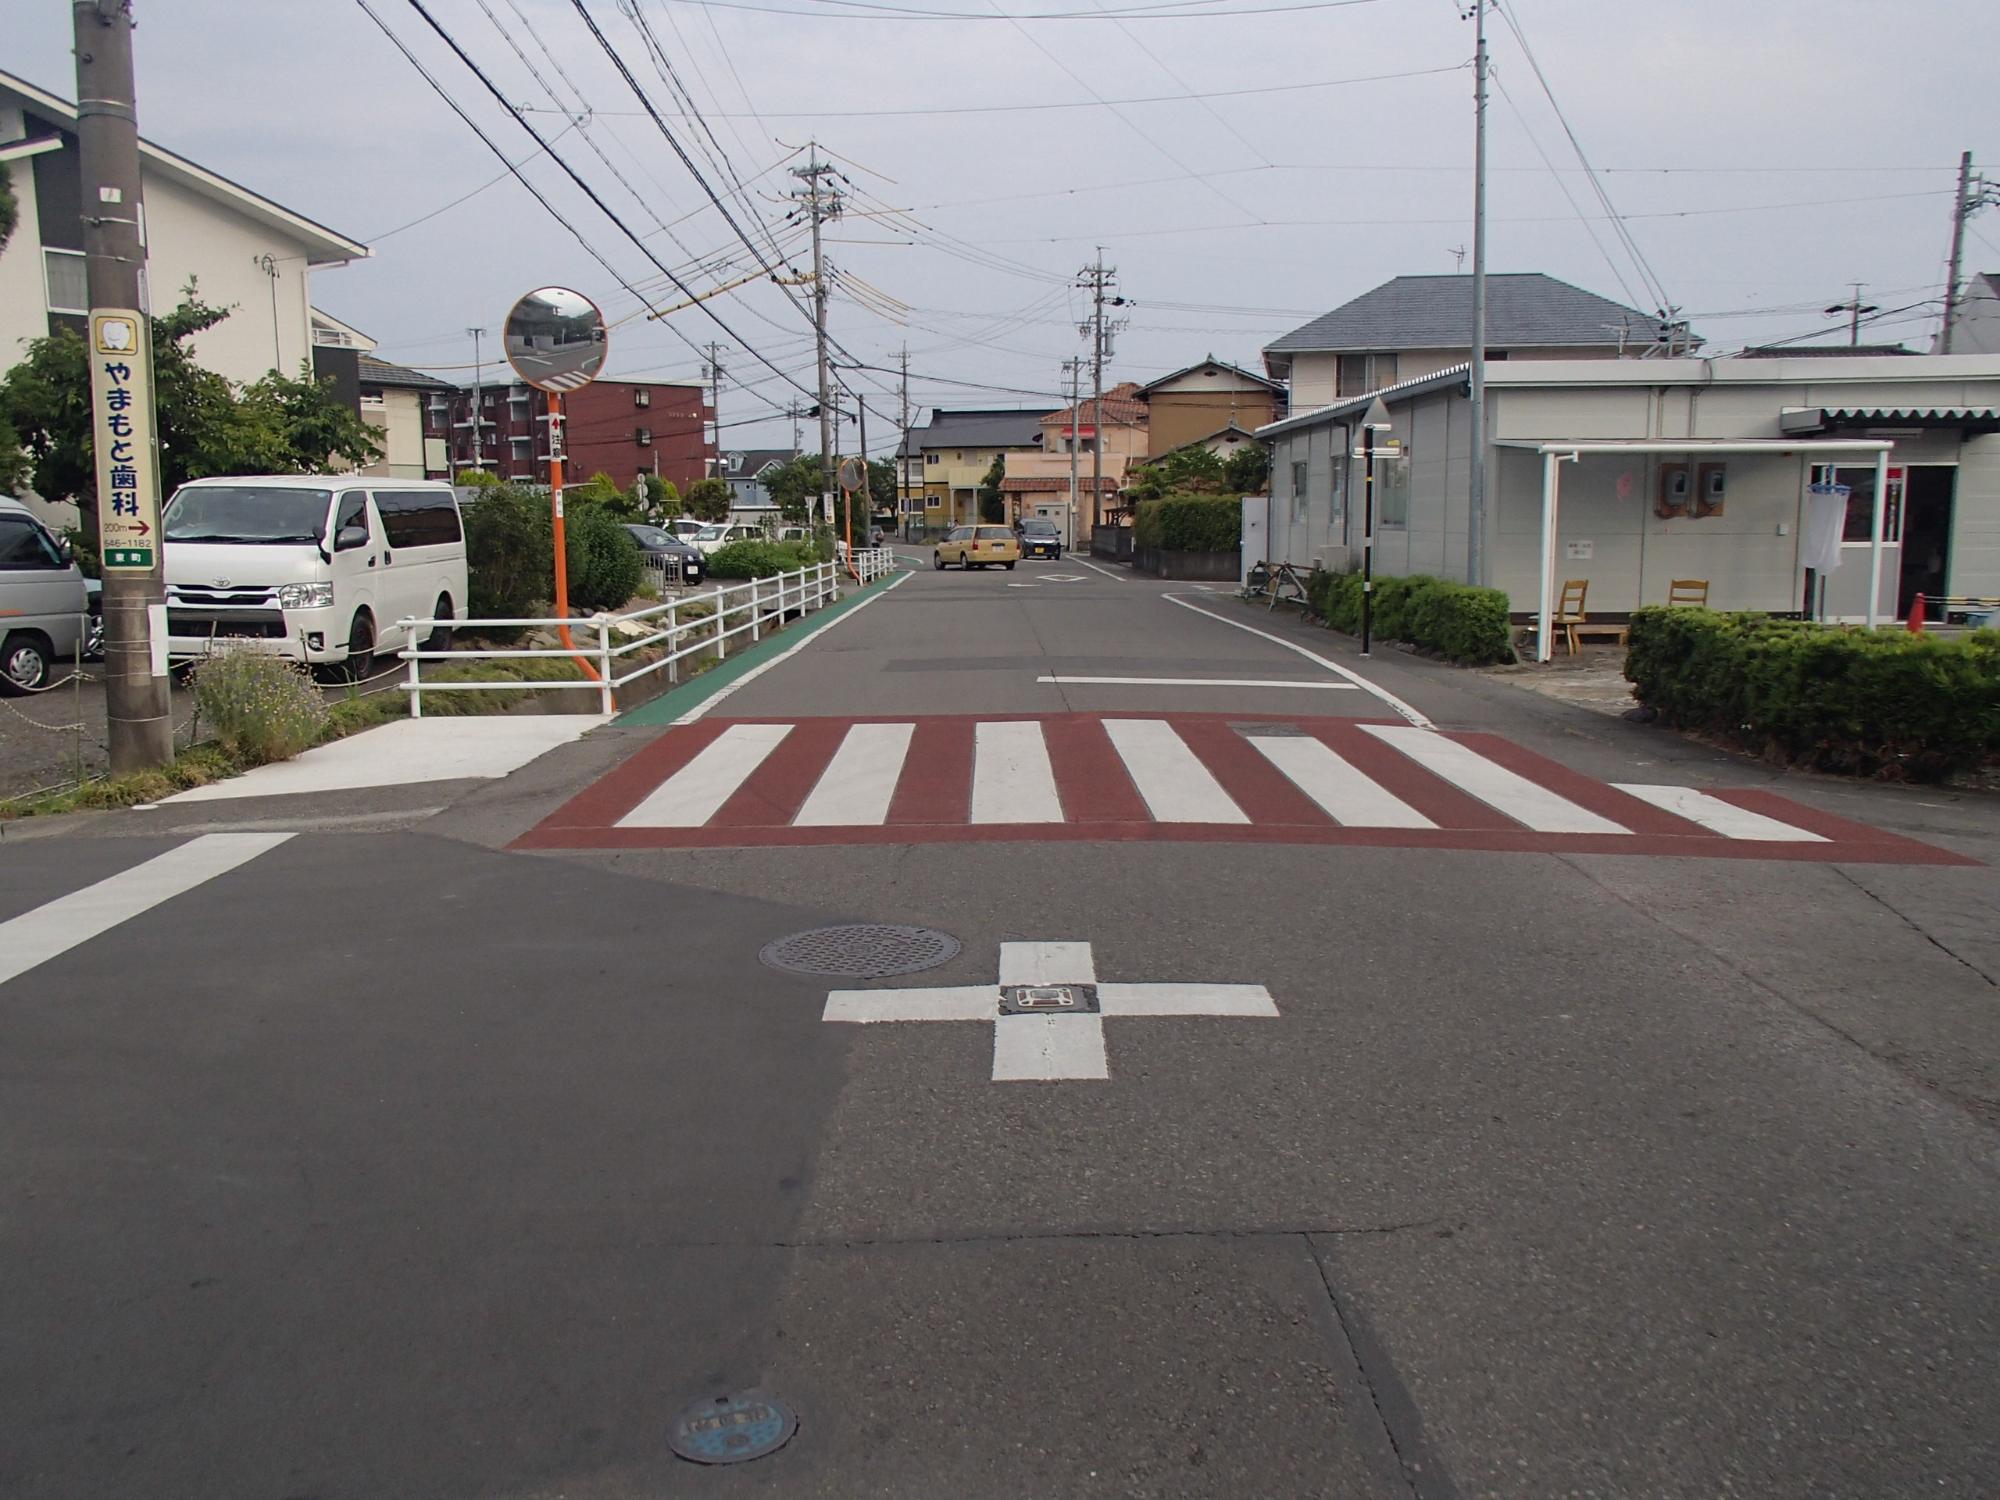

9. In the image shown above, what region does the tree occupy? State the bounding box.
[0,169,17,255]
[0,283,380,539]
[1223,444,1270,495]
[640,472,681,519]
[455,468,501,488]
[684,476,732,522]
[868,457,897,517]
[1125,445,1227,503]
[761,456,823,526]
[565,469,644,521]
[977,453,1006,523]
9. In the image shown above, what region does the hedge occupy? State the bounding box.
[1625,607,2000,779]
[706,538,821,579]
[1306,570,1512,666]
[1132,493,1241,552]
[461,484,554,621]
[564,502,644,611]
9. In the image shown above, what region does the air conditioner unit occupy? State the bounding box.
[1312,543,1354,573]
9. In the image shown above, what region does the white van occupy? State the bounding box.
[164,475,466,676]
[0,497,89,694]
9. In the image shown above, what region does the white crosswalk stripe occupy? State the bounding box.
[1360,724,1629,835]
[794,722,914,826]
[1613,784,1827,842]
[1246,733,1436,828]
[1101,718,1248,824]
[971,721,1064,824]
[618,721,791,827]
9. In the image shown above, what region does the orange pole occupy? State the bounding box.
[548,390,604,685]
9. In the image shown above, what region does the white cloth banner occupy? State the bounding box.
[1802,485,1847,575]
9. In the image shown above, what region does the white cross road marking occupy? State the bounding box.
[823,941,1278,1082]
[1360,724,1628,835]
[1038,572,1087,583]
[1612,784,1828,842]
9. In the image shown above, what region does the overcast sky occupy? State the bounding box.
[14,0,1995,451]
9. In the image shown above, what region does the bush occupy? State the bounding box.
[564,501,643,611]
[1305,570,1512,666]
[193,651,328,766]
[1626,608,2000,779]
[707,538,820,579]
[462,483,553,621]
[1133,492,1242,552]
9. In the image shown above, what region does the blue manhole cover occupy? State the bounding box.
[668,1389,798,1465]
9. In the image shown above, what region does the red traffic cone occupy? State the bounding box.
[1907,593,1925,633]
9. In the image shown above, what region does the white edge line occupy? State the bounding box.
[1037,675,1358,690]
[674,572,910,725]
[1076,558,1128,582]
[1160,594,1433,729]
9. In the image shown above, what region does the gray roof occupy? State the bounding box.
[1264,274,1667,364]
[1137,356,1283,396]
[900,407,1057,456]
[358,356,456,392]
[724,448,794,478]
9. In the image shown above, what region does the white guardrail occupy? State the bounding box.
[395,548,898,717]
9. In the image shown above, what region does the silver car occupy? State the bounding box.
[0,498,89,694]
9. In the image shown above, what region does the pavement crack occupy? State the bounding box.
[1829,865,1998,988]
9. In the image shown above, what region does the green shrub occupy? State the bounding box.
[707,538,820,579]
[462,483,552,621]
[1133,493,1242,552]
[1626,609,2000,779]
[564,501,643,611]
[192,651,328,766]
[1305,570,1511,665]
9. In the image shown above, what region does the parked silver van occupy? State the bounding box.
[0,497,89,695]
[164,476,467,677]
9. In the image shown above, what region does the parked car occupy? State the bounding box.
[664,518,705,541]
[775,525,810,544]
[1017,519,1062,559]
[934,525,1021,570]
[0,496,89,694]
[691,522,766,556]
[621,523,706,586]
[163,475,466,679]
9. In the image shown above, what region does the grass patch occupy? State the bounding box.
[1,744,240,819]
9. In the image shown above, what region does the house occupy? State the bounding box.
[1263,273,1676,411]
[899,407,1055,530]
[0,68,367,391]
[720,448,793,523]
[1136,356,1285,452]
[444,378,713,493]
[1255,355,2000,643]
[1937,272,2000,355]
[997,383,1150,541]
[305,311,455,480]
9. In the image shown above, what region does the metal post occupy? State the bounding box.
[1467,0,1488,587]
[74,0,172,773]
[1360,425,1377,657]
[1866,448,1890,629]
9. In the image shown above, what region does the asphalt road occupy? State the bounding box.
[4,550,1997,1498]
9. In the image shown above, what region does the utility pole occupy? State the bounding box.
[1940,152,1997,353]
[1077,249,1124,540]
[897,345,911,534]
[704,342,724,477]
[787,401,803,458]
[74,0,170,772]
[466,326,485,471]
[1063,356,1085,549]
[1465,0,1489,588]
[1826,284,1879,346]
[792,145,842,524]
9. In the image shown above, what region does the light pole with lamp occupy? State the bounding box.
[1358,397,1393,657]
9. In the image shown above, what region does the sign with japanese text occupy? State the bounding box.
[88,310,160,571]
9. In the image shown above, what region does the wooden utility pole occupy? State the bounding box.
[74,0,171,772]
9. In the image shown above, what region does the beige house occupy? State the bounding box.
[1264,274,1680,413]
[899,408,1053,531]
[1000,382,1150,541]
[1137,357,1284,452]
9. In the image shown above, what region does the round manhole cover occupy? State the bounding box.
[759,923,961,978]
[668,1389,798,1465]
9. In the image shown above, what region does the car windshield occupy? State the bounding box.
[164,486,331,545]
[1020,521,1057,536]
[627,526,671,547]
[694,525,727,541]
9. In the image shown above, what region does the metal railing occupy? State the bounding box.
[395,549,899,717]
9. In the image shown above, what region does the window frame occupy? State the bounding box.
[370,488,463,550]
[42,247,88,317]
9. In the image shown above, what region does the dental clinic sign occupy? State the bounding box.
[88,310,161,571]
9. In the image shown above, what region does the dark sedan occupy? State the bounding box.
[1017,519,1063,559]
[623,524,707,587]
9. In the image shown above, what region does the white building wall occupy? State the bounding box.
[1945,435,2000,596]
[361,390,427,479]
[0,150,47,371]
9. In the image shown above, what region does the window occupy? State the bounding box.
[0,514,63,569]
[333,492,370,549]
[634,388,652,408]
[359,391,387,411]
[636,427,653,446]
[925,454,939,466]
[372,489,463,549]
[1290,460,1308,521]
[1377,456,1411,528]
[1821,464,1905,544]
[43,249,87,316]
[1336,353,1398,399]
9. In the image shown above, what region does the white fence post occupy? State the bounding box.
[751,573,762,643]
[405,632,423,718]
[596,616,614,715]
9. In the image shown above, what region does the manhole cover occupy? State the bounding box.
[760,924,961,978]
[668,1389,798,1465]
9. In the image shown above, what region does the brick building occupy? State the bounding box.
[440,377,712,492]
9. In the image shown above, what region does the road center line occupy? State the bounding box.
[1161,594,1434,728]
[0,833,296,988]
[1038,675,1358,690]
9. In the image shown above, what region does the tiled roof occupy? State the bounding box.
[1042,382,1148,428]
[358,356,457,392]
[1136,357,1283,396]
[999,476,1121,493]
[902,407,1058,455]
[1264,274,1667,357]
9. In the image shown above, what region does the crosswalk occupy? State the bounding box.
[519,713,1958,864]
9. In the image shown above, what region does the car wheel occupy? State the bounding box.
[933,551,945,570]
[425,594,454,653]
[338,610,375,683]
[1006,561,1016,570]
[0,632,53,695]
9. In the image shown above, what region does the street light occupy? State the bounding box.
[1358,397,1393,657]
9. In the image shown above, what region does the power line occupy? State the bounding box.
[669,0,1390,19]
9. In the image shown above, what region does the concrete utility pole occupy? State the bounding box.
[74,0,170,772]
[705,342,724,476]
[1063,355,1085,547]
[1077,249,1123,539]
[787,401,803,458]
[1466,0,1489,587]
[467,326,485,470]
[792,146,842,524]
[1939,152,1997,353]
[1826,284,1879,346]
[897,345,911,532]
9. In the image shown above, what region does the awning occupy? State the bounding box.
[1780,406,2000,436]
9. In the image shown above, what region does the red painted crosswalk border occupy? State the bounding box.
[514,713,1969,865]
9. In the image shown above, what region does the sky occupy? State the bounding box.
[12,0,1997,453]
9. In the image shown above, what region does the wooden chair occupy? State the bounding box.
[1667,578,1709,609]
[1553,578,1629,654]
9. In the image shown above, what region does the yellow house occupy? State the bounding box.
[897,408,1055,531]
